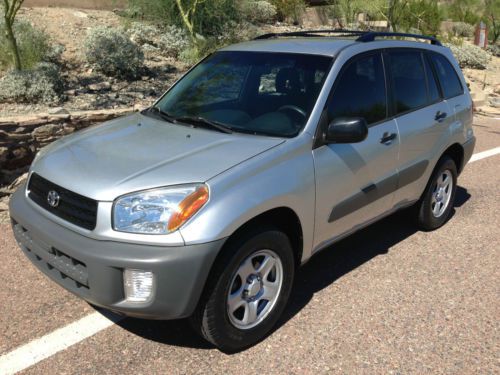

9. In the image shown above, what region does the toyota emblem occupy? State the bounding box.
[47,190,60,208]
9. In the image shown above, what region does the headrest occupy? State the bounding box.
[275,68,301,94]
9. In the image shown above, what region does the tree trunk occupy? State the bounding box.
[4,19,22,70]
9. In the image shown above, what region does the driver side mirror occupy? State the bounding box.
[324,117,368,144]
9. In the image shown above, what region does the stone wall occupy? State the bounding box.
[0,108,135,197]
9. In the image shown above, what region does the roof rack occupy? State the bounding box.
[254,29,368,40]
[253,29,442,46]
[356,32,442,46]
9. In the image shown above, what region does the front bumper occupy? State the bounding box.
[9,187,226,319]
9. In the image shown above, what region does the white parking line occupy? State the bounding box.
[1,145,500,374]
[469,147,500,163]
[0,311,124,375]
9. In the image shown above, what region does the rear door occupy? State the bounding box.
[386,49,453,205]
[429,52,472,133]
[312,51,400,250]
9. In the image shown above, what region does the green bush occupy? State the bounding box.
[178,21,259,64]
[486,44,500,57]
[268,0,305,23]
[239,1,277,24]
[158,25,191,57]
[84,27,144,79]
[127,23,190,58]
[452,22,475,38]
[0,62,63,104]
[398,0,442,36]
[127,0,240,37]
[0,19,54,71]
[446,43,492,69]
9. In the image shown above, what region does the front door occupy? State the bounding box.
[312,52,400,251]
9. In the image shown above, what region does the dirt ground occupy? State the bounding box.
[24,0,126,10]
[19,7,124,63]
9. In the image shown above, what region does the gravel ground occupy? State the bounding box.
[0,116,498,374]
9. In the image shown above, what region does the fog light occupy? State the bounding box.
[123,269,155,303]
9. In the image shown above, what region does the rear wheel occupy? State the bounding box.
[190,228,295,352]
[416,156,457,230]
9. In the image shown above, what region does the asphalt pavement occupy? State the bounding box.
[0,115,498,374]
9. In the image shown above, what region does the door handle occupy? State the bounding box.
[435,111,447,121]
[380,132,397,144]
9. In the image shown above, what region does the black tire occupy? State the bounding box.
[190,227,295,353]
[416,156,457,231]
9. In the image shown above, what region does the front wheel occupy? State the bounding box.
[415,156,458,231]
[190,228,295,352]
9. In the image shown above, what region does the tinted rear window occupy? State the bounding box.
[389,51,428,114]
[430,53,463,99]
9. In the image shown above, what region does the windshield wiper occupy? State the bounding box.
[175,116,233,134]
[143,106,177,123]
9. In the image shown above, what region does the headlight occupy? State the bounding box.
[113,184,209,234]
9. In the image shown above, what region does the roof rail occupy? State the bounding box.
[254,29,368,40]
[356,32,442,46]
[253,29,442,46]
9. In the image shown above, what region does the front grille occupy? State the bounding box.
[12,219,90,293]
[28,173,98,230]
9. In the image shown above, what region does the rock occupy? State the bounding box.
[12,148,28,159]
[489,97,500,108]
[73,11,88,18]
[0,130,31,141]
[48,107,70,115]
[8,172,28,190]
[63,124,76,134]
[88,82,111,92]
[0,198,8,212]
[32,124,62,140]
[0,147,8,163]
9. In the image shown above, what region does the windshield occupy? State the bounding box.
[154,51,332,137]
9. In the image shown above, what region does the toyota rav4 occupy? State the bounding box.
[10,30,476,352]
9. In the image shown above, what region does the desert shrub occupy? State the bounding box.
[186,21,258,62]
[178,21,259,64]
[0,62,63,103]
[84,27,144,79]
[126,23,190,57]
[127,0,240,37]
[486,44,500,57]
[0,19,53,70]
[452,22,475,37]
[446,43,492,69]
[239,0,277,24]
[268,0,305,23]
[158,25,191,57]
[127,22,161,46]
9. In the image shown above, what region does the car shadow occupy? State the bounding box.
[107,186,471,351]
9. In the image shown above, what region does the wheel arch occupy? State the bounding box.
[441,143,465,174]
[216,207,304,268]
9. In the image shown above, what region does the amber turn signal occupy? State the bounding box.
[167,185,209,232]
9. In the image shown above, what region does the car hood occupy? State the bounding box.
[32,113,285,201]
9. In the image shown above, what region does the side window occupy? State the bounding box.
[389,51,428,114]
[424,55,441,103]
[431,53,463,99]
[328,53,387,125]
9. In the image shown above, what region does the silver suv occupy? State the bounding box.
[10,31,476,352]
